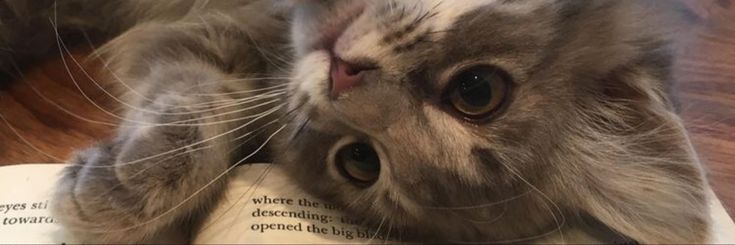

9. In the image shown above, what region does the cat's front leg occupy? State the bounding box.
[52,64,280,243]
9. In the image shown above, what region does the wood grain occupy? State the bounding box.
[677,0,735,217]
[0,48,116,164]
[1,1,733,218]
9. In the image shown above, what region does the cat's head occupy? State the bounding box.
[275,0,709,243]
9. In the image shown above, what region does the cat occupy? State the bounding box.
[2,0,710,243]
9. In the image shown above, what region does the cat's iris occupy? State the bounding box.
[446,65,510,121]
[336,142,380,186]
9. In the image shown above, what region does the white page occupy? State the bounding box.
[710,191,735,244]
[193,164,392,244]
[194,164,735,244]
[0,163,733,243]
[0,164,68,244]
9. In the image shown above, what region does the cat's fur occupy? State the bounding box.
[4,0,708,243]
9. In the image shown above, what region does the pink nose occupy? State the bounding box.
[330,57,373,97]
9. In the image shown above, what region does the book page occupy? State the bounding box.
[193,164,735,244]
[193,164,392,244]
[0,164,68,244]
[710,190,735,244]
[0,163,733,244]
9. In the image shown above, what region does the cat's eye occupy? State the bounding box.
[444,65,511,121]
[335,142,380,186]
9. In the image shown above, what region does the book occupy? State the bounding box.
[0,163,733,244]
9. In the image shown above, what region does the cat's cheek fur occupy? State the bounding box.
[290,51,331,112]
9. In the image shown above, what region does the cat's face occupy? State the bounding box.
[276,0,708,242]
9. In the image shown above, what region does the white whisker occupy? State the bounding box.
[418,189,532,210]
[84,105,282,169]
[366,216,387,245]
[75,125,286,233]
[189,83,289,97]
[53,26,285,124]
[0,112,65,162]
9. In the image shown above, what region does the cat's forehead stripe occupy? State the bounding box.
[421,0,546,39]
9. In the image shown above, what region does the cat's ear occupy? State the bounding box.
[570,72,712,243]
[575,163,711,244]
[567,61,712,243]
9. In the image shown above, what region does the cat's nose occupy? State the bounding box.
[330,57,375,97]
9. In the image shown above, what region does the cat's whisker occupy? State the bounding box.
[13,75,119,126]
[53,22,169,125]
[228,100,305,144]
[288,117,311,144]
[51,7,164,124]
[188,83,290,97]
[51,36,283,126]
[449,209,563,244]
[59,84,282,127]
[82,144,214,202]
[86,118,279,211]
[237,18,291,71]
[185,76,291,90]
[131,95,284,125]
[17,20,122,129]
[157,99,282,126]
[425,28,458,35]
[491,161,566,244]
[273,99,310,146]
[54,27,287,123]
[74,125,286,233]
[151,89,287,117]
[82,105,282,169]
[53,25,152,111]
[0,112,65,162]
[225,165,274,238]
[409,1,440,28]
[183,90,287,110]
[366,216,386,244]
[457,203,508,224]
[83,59,287,105]
[195,164,268,234]
[447,205,561,244]
[231,119,280,142]
[383,218,394,245]
[81,26,292,110]
[416,189,532,210]
[80,26,162,106]
[55,20,197,121]
[281,100,308,122]
[155,88,286,122]
[4,51,27,81]
[388,189,404,244]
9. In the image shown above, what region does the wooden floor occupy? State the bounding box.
[1,1,734,218]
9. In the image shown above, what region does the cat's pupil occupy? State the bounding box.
[346,143,379,172]
[336,142,380,185]
[445,65,510,120]
[459,74,493,107]
[351,145,372,163]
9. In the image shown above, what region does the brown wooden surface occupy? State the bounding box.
[676,0,735,218]
[0,48,116,163]
[1,1,734,218]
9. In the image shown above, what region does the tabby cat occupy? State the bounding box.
[5,0,711,243]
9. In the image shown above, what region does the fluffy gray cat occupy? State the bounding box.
[4,0,710,243]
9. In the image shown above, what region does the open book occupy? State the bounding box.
[1,163,734,244]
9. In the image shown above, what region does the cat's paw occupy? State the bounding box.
[52,123,210,243]
[52,141,147,243]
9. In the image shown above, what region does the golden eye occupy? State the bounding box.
[446,66,511,120]
[335,142,380,186]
